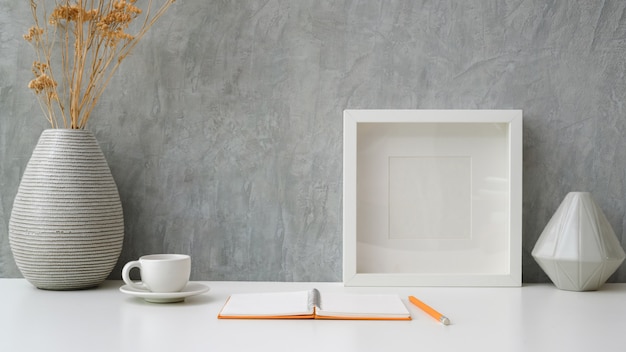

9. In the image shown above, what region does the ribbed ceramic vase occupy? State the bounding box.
[532,192,625,291]
[9,129,124,290]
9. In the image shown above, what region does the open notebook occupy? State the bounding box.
[218,289,411,320]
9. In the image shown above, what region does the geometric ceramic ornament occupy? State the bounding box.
[532,192,625,291]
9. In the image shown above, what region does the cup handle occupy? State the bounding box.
[122,260,146,290]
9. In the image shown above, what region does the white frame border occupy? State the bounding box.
[343,109,522,287]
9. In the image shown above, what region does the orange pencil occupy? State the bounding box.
[408,296,450,325]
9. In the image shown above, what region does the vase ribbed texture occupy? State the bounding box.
[532,192,626,291]
[9,129,124,290]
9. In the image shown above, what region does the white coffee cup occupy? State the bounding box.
[122,254,191,293]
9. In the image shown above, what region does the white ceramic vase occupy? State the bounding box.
[532,192,625,291]
[9,129,124,290]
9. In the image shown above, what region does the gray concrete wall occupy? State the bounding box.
[2,1,626,282]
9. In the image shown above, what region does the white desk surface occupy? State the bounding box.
[1,279,624,352]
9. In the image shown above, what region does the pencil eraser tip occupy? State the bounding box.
[441,317,450,325]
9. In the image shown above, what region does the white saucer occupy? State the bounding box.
[119,282,210,303]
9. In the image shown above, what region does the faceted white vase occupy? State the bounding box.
[532,192,625,291]
[9,129,124,290]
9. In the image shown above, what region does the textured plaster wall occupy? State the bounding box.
[2,1,626,282]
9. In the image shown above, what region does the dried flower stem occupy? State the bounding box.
[25,0,175,129]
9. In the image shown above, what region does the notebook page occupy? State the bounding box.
[316,293,410,318]
[219,290,315,317]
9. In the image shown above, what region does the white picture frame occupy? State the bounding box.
[343,110,522,286]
